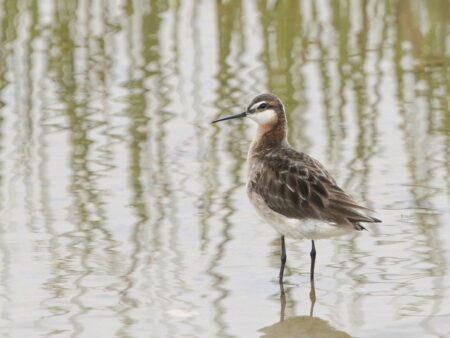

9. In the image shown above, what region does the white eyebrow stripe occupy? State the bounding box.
[250,101,267,110]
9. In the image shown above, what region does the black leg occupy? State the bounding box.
[279,235,287,283]
[310,240,316,281]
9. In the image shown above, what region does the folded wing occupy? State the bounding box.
[249,150,381,230]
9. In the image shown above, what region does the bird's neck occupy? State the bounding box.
[250,120,287,154]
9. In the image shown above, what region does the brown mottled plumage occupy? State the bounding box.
[247,146,380,231]
[212,93,381,283]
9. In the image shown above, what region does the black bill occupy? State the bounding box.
[212,112,247,124]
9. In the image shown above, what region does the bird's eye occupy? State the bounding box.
[258,103,268,109]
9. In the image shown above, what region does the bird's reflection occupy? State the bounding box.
[260,282,352,338]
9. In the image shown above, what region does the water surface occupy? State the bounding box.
[0,1,449,337]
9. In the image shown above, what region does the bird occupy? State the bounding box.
[212,93,381,283]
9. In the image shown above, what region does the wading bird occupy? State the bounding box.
[212,93,380,283]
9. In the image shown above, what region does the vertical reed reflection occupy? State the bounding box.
[0,0,18,332]
[113,4,150,337]
[206,2,248,336]
[392,3,449,333]
[43,1,123,336]
[0,67,11,335]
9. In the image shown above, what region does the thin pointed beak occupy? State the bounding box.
[211,111,247,124]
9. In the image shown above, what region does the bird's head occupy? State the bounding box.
[212,93,286,130]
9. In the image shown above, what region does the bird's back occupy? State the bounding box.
[247,143,380,230]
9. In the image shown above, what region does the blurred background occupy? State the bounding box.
[0,0,449,337]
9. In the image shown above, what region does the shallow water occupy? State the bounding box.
[0,1,449,337]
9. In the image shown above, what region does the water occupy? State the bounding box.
[0,1,449,337]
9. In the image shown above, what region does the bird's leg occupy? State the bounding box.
[279,235,287,283]
[310,240,316,281]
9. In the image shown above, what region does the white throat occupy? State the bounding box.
[248,109,277,125]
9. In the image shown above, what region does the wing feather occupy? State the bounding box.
[249,149,381,229]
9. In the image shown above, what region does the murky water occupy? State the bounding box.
[0,0,449,337]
